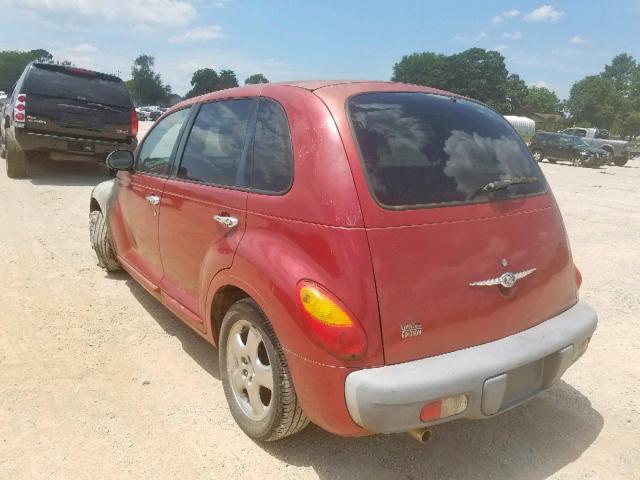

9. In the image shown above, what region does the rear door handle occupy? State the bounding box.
[145,195,160,205]
[213,215,239,229]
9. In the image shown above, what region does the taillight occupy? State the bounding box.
[297,281,367,360]
[130,108,139,137]
[527,140,532,147]
[14,93,26,125]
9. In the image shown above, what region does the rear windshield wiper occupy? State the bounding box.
[467,175,540,201]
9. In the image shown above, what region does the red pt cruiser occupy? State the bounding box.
[89,81,597,442]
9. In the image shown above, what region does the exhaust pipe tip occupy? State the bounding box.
[407,428,432,444]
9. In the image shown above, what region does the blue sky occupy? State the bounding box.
[1,0,639,99]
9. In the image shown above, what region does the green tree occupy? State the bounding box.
[525,86,561,113]
[218,69,239,90]
[391,51,448,87]
[602,53,637,97]
[185,68,239,98]
[505,73,529,114]
[245,73,269,85]
[566,75,620,130]
[127,54,171,106]
[185,68,219,98]
[0,49,54,92]
[621,112,640,137]
[29,49,53,64]
[392,48,509,111]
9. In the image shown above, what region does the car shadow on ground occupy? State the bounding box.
[111,271,603,479]
[113,274,221,380]
[29,159,110,186]
[262,381,603,480]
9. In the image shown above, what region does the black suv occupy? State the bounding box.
[0,63,138,178]
[528,131,607,168]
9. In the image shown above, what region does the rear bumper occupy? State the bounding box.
[15,129,136,160]
[345,301,597,434]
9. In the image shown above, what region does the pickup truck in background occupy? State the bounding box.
[560,127,629,166]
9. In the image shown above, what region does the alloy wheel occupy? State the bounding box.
[226,319,274,421]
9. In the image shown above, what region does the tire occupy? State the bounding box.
[89,209,121,271]
[613,157,628,167]
[220,298,309,441]
[531,149,544,162]
[5,135,28,178]
[572,156,584,168]
[547,158,557,164]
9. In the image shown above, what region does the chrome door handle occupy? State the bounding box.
[145,195,160,205]
[213,215,239,229]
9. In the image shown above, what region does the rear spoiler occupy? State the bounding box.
[32,62,123,83]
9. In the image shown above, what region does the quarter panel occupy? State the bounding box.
[230,210,383,368]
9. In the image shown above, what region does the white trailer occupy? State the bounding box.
[504,116,536,142]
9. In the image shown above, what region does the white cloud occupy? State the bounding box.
[533,80,551,89]
[52,43,100,70]
[70,43,98,54]
[523,5,563,22]
[494,44,509,52]
[492,9,521,24]
[502,32,522,40]
[169,25,224,43]
[569,35,585,45]
[452,32,487,42]
[1,0,197,26]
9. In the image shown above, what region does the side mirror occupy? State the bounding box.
[106,150,134,171]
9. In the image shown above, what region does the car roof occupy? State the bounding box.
[179,80,457,106]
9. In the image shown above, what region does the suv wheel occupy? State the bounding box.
[89,209,121,271]
[5,136,29,178]
[613,157,628,167]
[220,298,309,441]
[572,156,585,168]
[531,149,544,162]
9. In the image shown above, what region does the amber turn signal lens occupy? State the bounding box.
[300,286,353,327]
[297,282,367,360]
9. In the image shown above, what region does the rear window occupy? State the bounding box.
[348,92,545,208]
[24,65,132,108]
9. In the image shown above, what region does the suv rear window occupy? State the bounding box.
[24,64,132,108]
[348,92,545,208]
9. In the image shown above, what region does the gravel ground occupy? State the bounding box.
[0,128,638,479]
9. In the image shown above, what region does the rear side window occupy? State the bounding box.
[348,92,545,208]
[24,65,132,108]
[178,99,253,187]
[251,99,293,193]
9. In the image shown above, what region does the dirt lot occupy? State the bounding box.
[1,127,639,479]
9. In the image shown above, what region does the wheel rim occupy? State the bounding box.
[533,151,542,161]
[226,319,274,421]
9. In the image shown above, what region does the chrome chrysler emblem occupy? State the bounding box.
[469,268,537,288]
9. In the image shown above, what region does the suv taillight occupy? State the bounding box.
[14,94,26,126]
[130,108,139,137]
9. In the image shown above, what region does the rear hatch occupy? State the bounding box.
[347,92,579,365]
[23,64,134,143]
